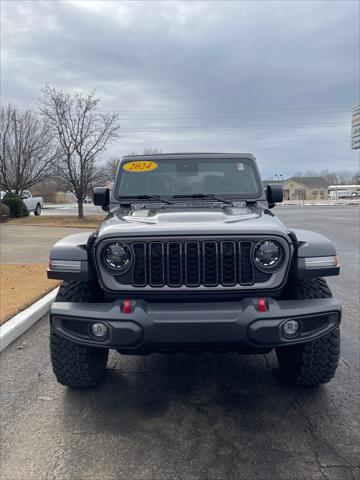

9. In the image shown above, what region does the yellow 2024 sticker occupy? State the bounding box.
[123,161,158,172]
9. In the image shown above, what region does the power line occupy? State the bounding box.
[117,122,350,131]
[119,130,350,140]
[119,110,351,118]
[101,105,352,114]
[24,105,352,115]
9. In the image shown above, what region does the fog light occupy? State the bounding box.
[91,322,108,338]
[283,320,299,336]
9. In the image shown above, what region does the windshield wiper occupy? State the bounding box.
[134,194,173,205]
[172,194,234,205]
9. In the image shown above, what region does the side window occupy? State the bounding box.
[21,191,30,199]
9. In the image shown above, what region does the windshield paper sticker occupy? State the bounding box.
[123,161,158,172]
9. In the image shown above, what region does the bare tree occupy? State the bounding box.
[102,148,162,182]
[40,86,120,218]
[352,171,360,184]
[292,170,319,178]
[32,177,69,203]
[103,156,120,181]
[335,169,354,185]
[319,169,339,185]
[292,169,358,185]
[143,146,162,155]
[0,104,59,194]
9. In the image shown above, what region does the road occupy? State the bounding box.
[42,203,102,216]
[0,206,359,480]
[0,225,87,264]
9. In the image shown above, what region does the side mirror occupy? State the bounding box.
[93,187,110,211]
[266,184,283,208]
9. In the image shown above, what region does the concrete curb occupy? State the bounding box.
[0,287,59,352]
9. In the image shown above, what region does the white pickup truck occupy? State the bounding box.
[1,190,43,215]
[20,190,43,215]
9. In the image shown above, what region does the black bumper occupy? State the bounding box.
[50,297,341,353]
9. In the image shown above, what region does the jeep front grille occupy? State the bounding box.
[96,236,292,291]
[130,240,262,288]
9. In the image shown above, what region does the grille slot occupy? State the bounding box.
[167,242,182,287]
[203,241,218,286]
[149,242,165,286]
[221,241,236,286]
[132,242,147,286]
[240,241,254,284]
[185,242,201,286]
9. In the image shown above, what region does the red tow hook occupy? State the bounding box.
[121,299,133,314]
[257,298,268,312]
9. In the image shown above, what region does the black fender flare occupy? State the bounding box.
[48,232,95,281]
[290,229,339,279]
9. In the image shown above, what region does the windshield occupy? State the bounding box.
[116,157,262,200]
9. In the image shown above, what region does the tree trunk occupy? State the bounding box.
[77,200,84,219]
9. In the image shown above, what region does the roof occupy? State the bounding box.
[122,152,256,161]
[329,184,360,189]
[284,176,329,188]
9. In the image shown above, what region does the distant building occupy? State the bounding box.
[55,191,76,204]
[282,177,329,200]
[263,177,329,200]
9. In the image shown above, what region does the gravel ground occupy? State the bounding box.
[0,206,359,480]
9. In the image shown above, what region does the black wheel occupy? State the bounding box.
[34,203,41,216]
[50,281,108,388]
[276,278,340,386]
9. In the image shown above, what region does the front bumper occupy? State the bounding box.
[50,297,341,353]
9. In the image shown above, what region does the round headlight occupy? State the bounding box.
[102,242,133,273]
[254,240,283,271]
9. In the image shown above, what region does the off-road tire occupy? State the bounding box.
[50,281,108,388]
[276,278,340,386]
[56,280,104,302]
[34,203,41,216]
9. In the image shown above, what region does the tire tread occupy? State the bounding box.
[50,281,108,388]
[276,278,340,386]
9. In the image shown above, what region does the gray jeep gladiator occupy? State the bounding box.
[48,153,341,388]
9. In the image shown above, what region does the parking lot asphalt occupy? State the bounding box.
[0,224,87,264]
[0,206,359,480]
[42,203,102,216]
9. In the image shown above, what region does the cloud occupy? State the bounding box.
[1,0,359,177]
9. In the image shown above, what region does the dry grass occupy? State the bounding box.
[9,215,105,228]
[0,264,60,324]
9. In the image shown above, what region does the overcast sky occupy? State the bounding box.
[1,0,359,178]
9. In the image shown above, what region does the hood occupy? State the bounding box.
[96,203,289,239]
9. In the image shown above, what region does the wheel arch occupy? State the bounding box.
[289,229,340,279]
[47,231,95,281]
